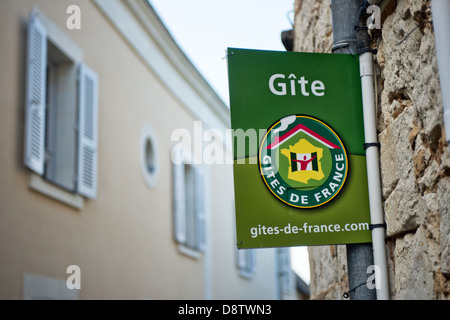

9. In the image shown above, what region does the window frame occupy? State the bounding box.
[172,145,206,259]
[237,248,256,279]
[43,40,79,192]
[278,248,295,295]
[140,123,159,188]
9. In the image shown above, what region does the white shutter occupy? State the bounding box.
[173,154,187,244]
[237,249,255,274]
[237,250,246,271]
[248,250,256,273]
[77,64,98,199]
[24,14,47,175]
[195,167,206,251]
[279,248,293,293]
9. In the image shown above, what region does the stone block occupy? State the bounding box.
[384,174,426,237]
[394,228,434,299]
[379,107,416,199]
[438,177,450,274]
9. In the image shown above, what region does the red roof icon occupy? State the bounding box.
[266,124,341,150]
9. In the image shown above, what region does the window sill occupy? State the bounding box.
[23,273,78,300]
[238,270,255,280]
[28,173,84,210]
[177,244,203,260]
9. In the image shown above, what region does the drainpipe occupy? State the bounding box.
[359,50,390,301]
[431,0,450,149]
[331,0,390,300]
[331,0,360,54]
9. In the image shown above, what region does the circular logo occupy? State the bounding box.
[259,115,348,209]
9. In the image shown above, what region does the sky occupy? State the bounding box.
[149,0,295,105]
[148,0,310,284]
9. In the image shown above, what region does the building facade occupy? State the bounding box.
[0,0,300,299]
[293,0,450,299]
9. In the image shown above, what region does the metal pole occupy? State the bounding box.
[331,0,376,300]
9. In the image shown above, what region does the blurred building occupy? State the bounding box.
[0,0,305,299]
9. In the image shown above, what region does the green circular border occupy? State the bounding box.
[258,115,348,209]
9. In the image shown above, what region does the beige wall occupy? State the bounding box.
[0,0,202,299]
[0,0,284,300]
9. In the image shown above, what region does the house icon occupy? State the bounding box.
[266,123,341,150]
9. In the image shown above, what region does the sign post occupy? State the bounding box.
[227,48,372,249]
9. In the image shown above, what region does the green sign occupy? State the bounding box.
[227,48,372,248]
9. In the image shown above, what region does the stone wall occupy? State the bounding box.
[293,0,450,299]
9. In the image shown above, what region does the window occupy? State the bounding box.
[172,146,206,257]
[23,273,78,300]
[24,11,98,201]
[140,123,159,188]
[237,249,256,279]
[278,248,294,294]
